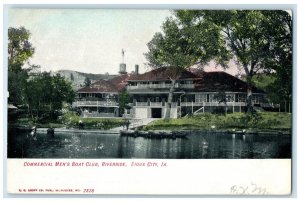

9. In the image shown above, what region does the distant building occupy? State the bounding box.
[73,65,270,118]
[73,79,120,118]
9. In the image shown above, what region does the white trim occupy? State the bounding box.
[78,91,118,94]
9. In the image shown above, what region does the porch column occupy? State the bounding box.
[233,94,235,113]
[192,101,194,114]
[240,102,241,113]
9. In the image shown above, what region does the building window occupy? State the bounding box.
[253,94,263,103]
[237,94,246,102]
[195,94,206,102]
[209,94,218,102]
[179,80,193,84]
[226,94,234,102]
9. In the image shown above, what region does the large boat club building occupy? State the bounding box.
[73,65,268,119]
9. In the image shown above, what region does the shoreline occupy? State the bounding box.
[36,128,120,134]
[35,127,291,136]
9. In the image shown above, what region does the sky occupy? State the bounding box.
[8,8,239,76]
[8,9,173,74]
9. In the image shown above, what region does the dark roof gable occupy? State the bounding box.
[77,79,118,93]
[194,71,264,93]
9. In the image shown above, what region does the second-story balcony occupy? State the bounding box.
[132,101,252,107]
[127,83,194,90]
[73,100,119,107]
[133,101,178,107]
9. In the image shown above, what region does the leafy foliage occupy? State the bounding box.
[8,27,35,72]
[118,90,129,116]
[8,69,28,105]
[60,108,123,129]
[84,77,91,87]
[70,73,74,81]
[8,27,35,105]
[25,72,75,120]
[8,26,76,122]
[145,15,229,68]
[60,104,80,128]
[144,14,228,120]
[145,10,292,114]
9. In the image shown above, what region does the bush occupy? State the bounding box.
[79,118,123,129]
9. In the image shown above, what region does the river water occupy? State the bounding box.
[8,131,291,159]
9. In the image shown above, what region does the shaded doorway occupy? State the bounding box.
[151,108,162,118]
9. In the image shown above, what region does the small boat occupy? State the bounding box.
[120,130,136,137]
[172,131,188,138]
[228,129,246,135]
[138,131,149,137]
[120,130,188,139]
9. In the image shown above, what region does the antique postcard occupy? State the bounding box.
[5,5,293,196]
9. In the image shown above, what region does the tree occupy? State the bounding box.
[70,73,74,81]
[8,26,77,122]
[24,71,49,119]
[145,16,227,120]
[146,10,292,115]
[51,73,75,109]
[8,27,35,72]
[8,69,28,105]
[84,77,91,87]
[118,90,129,116]
[262,11,292,112]
[8,27,35,105]
[25,72,75,120]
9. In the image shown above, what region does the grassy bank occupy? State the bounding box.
[70,117,124,129]
[144,112,291,132]
[10,118,65,128]
[13,116,124,130]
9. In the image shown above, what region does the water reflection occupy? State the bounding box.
[8,131,291,159]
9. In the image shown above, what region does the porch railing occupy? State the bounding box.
[81,111,115,118]
[133,102,178,107]
[132,101,252,107]
[73,100,118,107]
[150,102,163,107]
[127,83,194,90]
[180,101,247,107]
[135,102,148,106]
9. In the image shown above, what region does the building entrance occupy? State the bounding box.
[151,108,162,118]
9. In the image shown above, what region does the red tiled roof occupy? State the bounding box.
[108,74,132,91]
[128,67,198,81]
[78,79,118,93]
